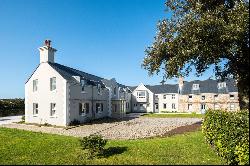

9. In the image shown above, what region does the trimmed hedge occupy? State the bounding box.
[0,99,24,117]
[202,109,249,165]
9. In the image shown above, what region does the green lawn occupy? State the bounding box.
[0,127,224,165]
[142,113,204,118]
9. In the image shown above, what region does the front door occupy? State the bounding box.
[155,103,159,113]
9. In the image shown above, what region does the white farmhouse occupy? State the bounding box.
[25,40,132,126]
[25,40,240,126]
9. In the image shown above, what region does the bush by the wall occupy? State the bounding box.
[80,134,107,159]
[202,109,249,165]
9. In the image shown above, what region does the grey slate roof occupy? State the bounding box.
[128,78,238,94]
[128,86,137,92]
[181,78,238,94]
[146,84,179,94]
[48,62,128,88]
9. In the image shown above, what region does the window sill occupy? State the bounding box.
[49,116,57,118]
[81,91,87,94]
[33,115,38,117]
[80,114,87,117]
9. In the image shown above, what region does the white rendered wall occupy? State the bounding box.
[157,93,179,112]
[131,84,154,113]
[25,63,67,126]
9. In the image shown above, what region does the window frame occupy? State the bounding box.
[230,103,235,110]
[163,103,167,109]
[33,103,38,116]
[33,79,38,92]
[97,84,102,95]
[80,79,86,92]
[50,77,56,91]
[50,103,56,117]
[172,103,176,109]
[192,84,200,90]
[218,82,226,89]
[137,91,146,98]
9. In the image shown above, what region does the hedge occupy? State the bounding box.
[202,109,249,165]
[0,99,24,117]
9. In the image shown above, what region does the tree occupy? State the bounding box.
[143,0,249,108]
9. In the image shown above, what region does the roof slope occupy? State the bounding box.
[48,62,127,88]
[181,78,238,94]
[146,84,179,94]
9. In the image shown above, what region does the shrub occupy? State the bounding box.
[0,99,25,117]
[202,109,249,165]
[80,134,107,159]
[21,115,25,122]
[70,119,80,126]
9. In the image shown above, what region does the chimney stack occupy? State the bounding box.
[38,39,57,63]
[178,76,184,92]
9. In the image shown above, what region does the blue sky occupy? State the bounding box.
[0,0,214,98]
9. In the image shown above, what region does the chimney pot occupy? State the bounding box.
[45,39,51,47]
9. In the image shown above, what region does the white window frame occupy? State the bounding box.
[188,104,192,111]
[137,91,146,98]
[192,84,200,90]
[201,103,206,110]
[230,103,235,110]
[79,103,90,116]
[33,79,38,92]
[96,103,103,113]
[163,95,166,99]
[50,103,56,117]
[155,103,159,109]
[188,95,192,99]
[80,79,86,92]
[172,94,175,99]
[201,95,205,100]
[172,103,176,109]
[97,84,102,95]
[218,82,226,89]
[230,94,235,100]
[163,103,167,109]
[50,77,56,91]
[33,103,38,116]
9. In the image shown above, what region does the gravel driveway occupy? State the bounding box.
[1,116,202,140]
[0,115,23,125]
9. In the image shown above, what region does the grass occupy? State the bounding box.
[0,127,224,165]
[142,113,204,118]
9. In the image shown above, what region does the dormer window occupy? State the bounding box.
[80,79,86,92]
[97,84,101,94]
[137,91,146,98]
[218,82,226,89]
[192,84,199,90]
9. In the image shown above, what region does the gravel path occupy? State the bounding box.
[1,117,202,140]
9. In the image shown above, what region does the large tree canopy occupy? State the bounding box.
[143,0,249,107]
